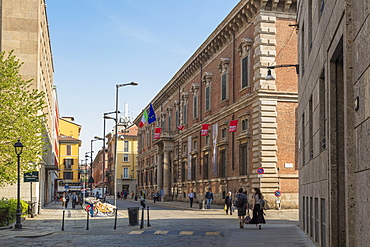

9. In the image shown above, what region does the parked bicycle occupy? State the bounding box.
[84,197,116,217]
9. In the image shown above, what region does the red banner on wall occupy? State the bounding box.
[201,124,209,136]
[154,128,162,139]
[228,120,238,132]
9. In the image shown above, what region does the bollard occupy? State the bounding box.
[62,210,65,231]
[147,206,151,227]
[140,207,144,229]
[86,210,89,230]
[114,209,118,229]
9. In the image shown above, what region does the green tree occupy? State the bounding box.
[0,51,47,186]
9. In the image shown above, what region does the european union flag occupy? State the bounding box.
[148,103,156,124]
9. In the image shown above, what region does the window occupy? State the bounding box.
[123,154,129,162]
[219,58,230,101]
[203,154,209,179]
[241,119,249,131]
[308,0,313,51]
[146,131,150,147]
[321,198,326,247]
[301,23,305,75]
[175,110,179,127]
[310,197,313,237]
[191,157,196,180]
[193,140,197,150]
[309,96,313,160]
[63,171,73,180]
[168,115,171,132]
[221,128,227,139]
[219,149,226,177]
[193,95,198,119]
[124,141,129,152]
[182,104,188,125]
[161,115,166,131]
[319,71,326,151]
[123,168,129,178]
[302,113,306,165]
[66,145,71,155]
[205,86,210,111]
[315,198,319,243]
[239,143,249,175]
[241,56,249,88]
[221,73,227,101]
[303,196,306,231]
[64,158,73,169]
[181,161,186,182]
[205,135,210,146]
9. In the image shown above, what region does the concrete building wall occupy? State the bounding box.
[0,0,55,208]
[297,0,370,246]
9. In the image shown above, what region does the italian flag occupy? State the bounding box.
[139,110,148,127]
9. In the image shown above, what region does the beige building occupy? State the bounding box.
[0,0,56,208]
[297,0,370,246]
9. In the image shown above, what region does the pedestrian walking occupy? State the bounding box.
[250,188,266,229]
[205,188,214,209]
[188,190,195,208]
[234,188,248,228]
[64,192,70,209]
[224,191,233,215]
[71,192,78,209]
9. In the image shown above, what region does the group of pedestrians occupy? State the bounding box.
[61,192,81,209]
[187,187,266,229]
[232,187,266,229]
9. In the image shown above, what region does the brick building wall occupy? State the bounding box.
[135,0,299,209]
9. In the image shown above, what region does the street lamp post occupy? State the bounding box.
[14,140,24,229]
[102,112,118,199]
[85,152,91,195]
[113,81,138,206]
[90,137,103,191]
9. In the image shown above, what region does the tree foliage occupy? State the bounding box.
[0,51,47,186]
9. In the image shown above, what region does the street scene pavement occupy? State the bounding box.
[0,199,315,247]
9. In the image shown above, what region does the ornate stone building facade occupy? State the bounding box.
[135,0,299,208]
[297,0,370,246]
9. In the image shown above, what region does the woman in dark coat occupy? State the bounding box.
[250,188,266,229]
[224,191,233,215]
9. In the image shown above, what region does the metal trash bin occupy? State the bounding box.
[127,207,139,226]
[199,200,205,210]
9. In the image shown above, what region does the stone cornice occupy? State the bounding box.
[134,0,298,125]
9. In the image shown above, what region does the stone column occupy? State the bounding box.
[163,141,174,201]
[156,150,163,195]
[163,149,171,200]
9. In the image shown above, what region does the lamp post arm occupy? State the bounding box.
[267,64,299,74]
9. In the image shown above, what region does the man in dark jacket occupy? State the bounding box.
[205,188,214,209]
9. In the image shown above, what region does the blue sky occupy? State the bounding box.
[46,0,240,158]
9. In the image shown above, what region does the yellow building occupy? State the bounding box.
[116,125,138,195]
[104,125,138,196]
[58,117,82,190]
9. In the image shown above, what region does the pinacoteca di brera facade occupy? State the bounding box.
[135,0,299,208]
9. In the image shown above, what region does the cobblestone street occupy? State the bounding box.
[0,200,315,247]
